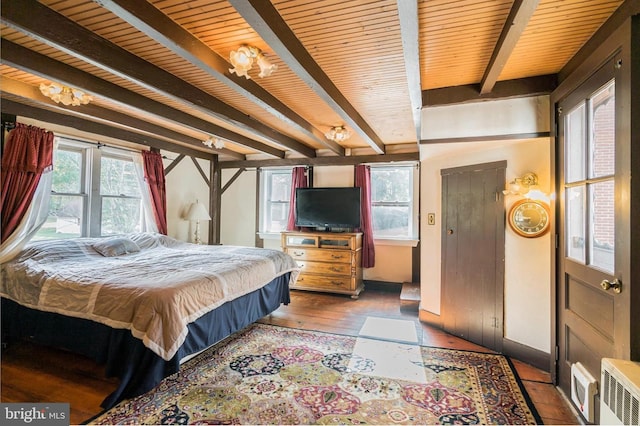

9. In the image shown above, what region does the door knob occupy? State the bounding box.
[601,278,622,294]
[447,229,454,235]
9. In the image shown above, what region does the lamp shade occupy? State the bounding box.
[186,201,211,221]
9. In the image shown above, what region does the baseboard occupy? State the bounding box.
[418,308,442,329]
[502,338,551,372]
[417,310,551,372]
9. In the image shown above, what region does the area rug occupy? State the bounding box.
[89,323,541,425]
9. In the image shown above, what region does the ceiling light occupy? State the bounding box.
[325,126,352,142]
[39,82,92,106]
[229,45,277,79]
[202,137,225,149]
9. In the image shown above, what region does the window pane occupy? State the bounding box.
[566,186,585,263]
[565,103,586,183]
[34,195,84,239]
[589,180,614,272]
[267,202,289,232]
[101,156,140,197]
[52,149,82,193]
[372,205,409,237]
[589,80,615,178]
[101,197,142,236]
[371,168,411,202]
[269,173,291,202]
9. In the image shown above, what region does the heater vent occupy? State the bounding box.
[600,358,640,425]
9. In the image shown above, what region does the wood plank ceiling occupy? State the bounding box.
[0,0,626,164]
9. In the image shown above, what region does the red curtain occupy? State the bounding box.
[0,123,54,243]
[142,150,167,235]
[355,164,375,268]
[286,166,308,231]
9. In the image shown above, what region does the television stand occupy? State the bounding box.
[282,231,364,298]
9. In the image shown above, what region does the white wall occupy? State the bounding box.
[220,168,257,247]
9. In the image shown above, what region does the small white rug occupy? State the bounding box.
[358,316,419,344]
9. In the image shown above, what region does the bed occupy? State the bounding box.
[0,232,299,408]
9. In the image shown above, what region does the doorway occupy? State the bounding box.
[441,161,506,352]
[555,54,630,406]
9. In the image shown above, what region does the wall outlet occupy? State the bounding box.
[427,213,436,225]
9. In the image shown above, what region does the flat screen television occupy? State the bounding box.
[295,187,361,230]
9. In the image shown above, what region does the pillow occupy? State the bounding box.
[92,237,141,257]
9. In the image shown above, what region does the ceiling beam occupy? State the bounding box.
[1,99,215,160]
[423,75,557,107]
[219,153,418,169]
[95,0,343,157]
[480,0,539,95]
[228,0,386,154]
[0,76,245,161]
[397,0,422,143]
[1,39,285,158]
[0,0,315,158]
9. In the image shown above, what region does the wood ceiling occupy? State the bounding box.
[0,0,628,164]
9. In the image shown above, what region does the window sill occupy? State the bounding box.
[258,232,282,241]
[373,237,419,247]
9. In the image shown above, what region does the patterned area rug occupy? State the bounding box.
[89,324,541,425]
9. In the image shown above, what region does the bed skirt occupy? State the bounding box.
[1,273,291,408]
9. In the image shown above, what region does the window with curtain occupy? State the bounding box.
[259,168,292,234]
[370,163,419,239]
[33,137,145,239]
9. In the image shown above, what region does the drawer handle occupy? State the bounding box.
[293,251,304,256]
[331,254,345,259]
[330,281,343,286]
[329,267,342,272]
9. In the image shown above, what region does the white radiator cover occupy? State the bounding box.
[600,358,640,425]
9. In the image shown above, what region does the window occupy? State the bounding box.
[259,168,292,234]
[34,138,144,240]
[370,163,418,240]
[564,79,615,273]
[99,154,143,236]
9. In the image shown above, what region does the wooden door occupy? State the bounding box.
[556,54,630,411]
[441,161,506,352]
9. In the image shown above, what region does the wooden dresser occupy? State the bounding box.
[282,231,364,298]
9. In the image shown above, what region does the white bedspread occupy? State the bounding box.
[0,233,299,360]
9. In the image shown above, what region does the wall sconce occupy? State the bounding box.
[325,126,352,142]
[229,45,277,79]
[185,200,211,244]
[202,137,225,149]
[503,172,548,201]
[39,82,93,106]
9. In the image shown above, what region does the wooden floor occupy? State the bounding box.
[1,286,579,425]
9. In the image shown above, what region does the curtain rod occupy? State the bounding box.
[54,133,176,160]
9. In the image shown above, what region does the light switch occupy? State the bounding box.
[427,213,435,225]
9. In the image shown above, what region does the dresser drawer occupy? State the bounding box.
[287,248,351,263]
[297,261,352,275]
[293,274,353,292]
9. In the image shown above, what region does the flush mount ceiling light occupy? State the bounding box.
[39,82,92,106]
[229,45,277,79]
[325,126,352,142]
[202,137,225,149]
